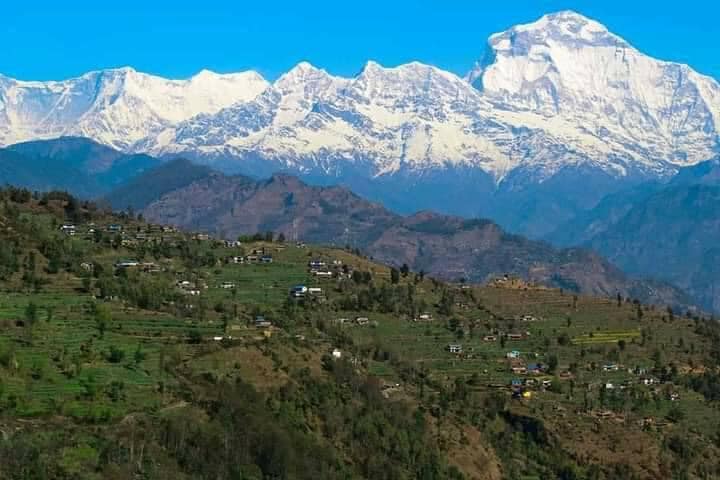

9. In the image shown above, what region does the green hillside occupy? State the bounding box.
[0,186,719,479]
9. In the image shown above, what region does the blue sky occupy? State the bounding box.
[3,0,718,81]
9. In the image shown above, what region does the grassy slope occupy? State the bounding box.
[0,193,719,478]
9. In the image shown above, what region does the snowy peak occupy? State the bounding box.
[497,10,622,47]
[465,10,720,169]
[0,68,269,149]
[275,61,341,94]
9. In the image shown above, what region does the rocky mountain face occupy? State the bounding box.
[1,11,718,237]
[139,170,691,309]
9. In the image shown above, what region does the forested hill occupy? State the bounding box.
[138,171,693,310]
[1,185,720,479]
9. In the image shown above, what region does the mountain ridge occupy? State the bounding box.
[135,166,693,310]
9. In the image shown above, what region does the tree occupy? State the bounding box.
[547,354,559,374]
[277,232,286,243]
[667,405,685,423]
[94,303,112,338]
[82,276,92,293]
[390,268,400,284]
[400,263,410,277]
[24,301,38,326]
[187,329,203,344]
[133,344,146,366]
[107,345,125,363]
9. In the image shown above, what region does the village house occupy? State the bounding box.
[308,259,326,270]
[507,333,525,341]
[225,240,242,248]
[483,335,497,342]
[332,348,342,359]
[260,255,273,263]
[255,316,272,328]
[141,262,161,273]
[220,281,236,289]
[313,270,333,277]
[447,344,463,354]
[308,287,323,295]
[511,366,527,375]
[121,238,138,248]
[356,317,370,326]
[506,350,521,359]
[114,259,140,269]
[527,363,545,374]
[107,224,123,233]
[290,285,308,298]
[60,224,76,236]
[416,313,433,321]
[602,363,619,372]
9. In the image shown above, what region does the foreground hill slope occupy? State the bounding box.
[1,187,720,479]
[140,171,692,308]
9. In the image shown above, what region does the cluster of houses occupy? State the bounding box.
[113,259,161,273]
[479,331,531,342]
[332,316,373,327]
[176,280,204,296]
[289,285,324,299]
[226,247,274,265]
[307,258,352,279]
[61,221,188,247]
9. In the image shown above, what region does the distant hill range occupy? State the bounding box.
[547,158,720,312]
[0,137,159,198]
[0,136,711,311]
[110,161,689,309]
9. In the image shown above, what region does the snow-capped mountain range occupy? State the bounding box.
[1,11,719,234]
[0,67,268,151]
